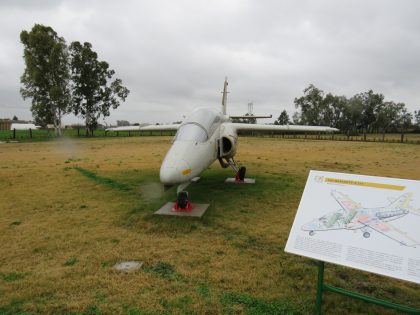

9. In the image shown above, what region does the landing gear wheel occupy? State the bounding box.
[363,232,370,238]
[236,166,246,181]
[309,231,315,236]
[177,191,189,209]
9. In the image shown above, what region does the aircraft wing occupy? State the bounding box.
[331,190,360,212]
[302,209,348,231]
[361,219,420,247]
[106,124,180,132]
[229,123,338,133]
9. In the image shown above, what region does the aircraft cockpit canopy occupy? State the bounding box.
[175,108,220,142]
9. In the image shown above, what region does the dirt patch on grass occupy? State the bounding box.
[0,137,419,314]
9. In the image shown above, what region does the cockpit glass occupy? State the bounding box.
[175,124,208,142]
[183,108,218,133]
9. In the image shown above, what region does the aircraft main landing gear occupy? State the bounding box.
[235,166,246,182]
[222,157,255,184]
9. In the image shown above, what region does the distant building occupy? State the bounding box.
[0,119,12,130]
[11,123,40,130]
[1,119,36,130]
[0,118,40,130]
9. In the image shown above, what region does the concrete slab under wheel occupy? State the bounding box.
[225,178,256,184]
[154,202,210,217]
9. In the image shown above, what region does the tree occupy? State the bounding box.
[294,84,325,125]
[374,101,400,140]
[352,90,384,140]
[20,24,70,135]
[275,110,290,125]
[395,103,412,142]
[414,110,420,131]
[117,120,130,126]
[345,96,364,135]
[292,111,301,125]
[69,41,130,135]
[231,113,257,124]
[322,94,348,129]
[12,115,18,121]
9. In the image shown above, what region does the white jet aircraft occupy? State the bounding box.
[107,78,338,210]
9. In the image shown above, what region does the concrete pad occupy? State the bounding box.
[225,178,256,184]
[154,202,209,217]
[113,261,143,272]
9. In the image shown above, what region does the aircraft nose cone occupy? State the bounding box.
[160,159,191,185]
[159,167,179,185]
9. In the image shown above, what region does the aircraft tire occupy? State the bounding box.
[177,191,188,209]
[363,232,370,238]
[238,166,246,181]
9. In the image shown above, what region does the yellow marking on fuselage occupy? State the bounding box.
[182,169,192,176]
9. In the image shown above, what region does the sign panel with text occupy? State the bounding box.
[285,170,420,284]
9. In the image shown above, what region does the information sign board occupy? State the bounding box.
[285,170,420,284]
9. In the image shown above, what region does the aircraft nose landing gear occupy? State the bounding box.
[154,179,209,217]
[174,191,192,212]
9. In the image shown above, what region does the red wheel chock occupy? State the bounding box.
[235,173,244,182]
[172,201,193,212]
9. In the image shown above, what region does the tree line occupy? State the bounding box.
[20,24,130,136]
[275,85,420,140]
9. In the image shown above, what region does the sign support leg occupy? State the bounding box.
[315,261,324,315]
[314,260,420,314]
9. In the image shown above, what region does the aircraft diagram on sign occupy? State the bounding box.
[107,78,338,211]
[302,190,420,247]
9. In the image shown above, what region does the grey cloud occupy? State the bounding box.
[1,0,419,124]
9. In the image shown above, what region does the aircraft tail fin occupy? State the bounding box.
[221,76,228,115]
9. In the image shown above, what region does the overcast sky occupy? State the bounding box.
[1,0,419,125]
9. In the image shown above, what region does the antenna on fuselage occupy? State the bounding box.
[221,76,229,115]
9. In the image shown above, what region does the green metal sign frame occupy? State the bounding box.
[315,261,420,314]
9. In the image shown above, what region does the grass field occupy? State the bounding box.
[1,137,420,314]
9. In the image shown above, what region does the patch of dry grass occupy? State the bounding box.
[0,137,419,314]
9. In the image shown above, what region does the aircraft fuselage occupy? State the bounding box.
[159,107,232,186]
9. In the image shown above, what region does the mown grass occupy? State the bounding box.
[74,166,131,191]
[0,137,419,314]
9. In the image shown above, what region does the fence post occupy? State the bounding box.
[29,128,32,138]
[13,128,16,139]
